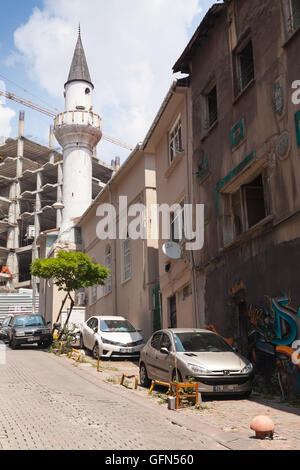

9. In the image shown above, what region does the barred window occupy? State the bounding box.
[122,237,131,282]
[105,246,112,294]
[169,117,183,163]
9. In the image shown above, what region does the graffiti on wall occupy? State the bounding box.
[248,296,300,398]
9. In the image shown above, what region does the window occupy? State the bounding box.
[169,117,183,163]
[151,332,163,350]
[287,0,300,33]
[122,236,131,282]
[234,39,254,95]
[105,246,112,294]
[87,317,98,331]
[225,174,267,243]
[204,85,218,130]
[91,285,97,304]
[160,333,172,351]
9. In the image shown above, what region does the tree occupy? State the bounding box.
[30,250,109,337]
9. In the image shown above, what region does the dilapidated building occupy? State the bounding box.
[173,0,300,394]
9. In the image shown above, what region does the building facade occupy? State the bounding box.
[173,0,300,393]
[77,146,159,339]
[143,80,196,330]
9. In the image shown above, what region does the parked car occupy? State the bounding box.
[80,315,145,359]
[0,315,14,343]
[0,314,53,349]
[139,328,254,397]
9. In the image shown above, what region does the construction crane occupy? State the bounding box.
[0,89,134,151]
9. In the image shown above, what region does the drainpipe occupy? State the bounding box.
[184,88,199,328]
[108,184,118,316]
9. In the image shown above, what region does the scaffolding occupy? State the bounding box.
[0,111,114,292]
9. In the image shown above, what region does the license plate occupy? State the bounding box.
[28,337,40,342]
[119,348,132,353]
[214,385,237,392]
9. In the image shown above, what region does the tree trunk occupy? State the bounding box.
[51,292,69,335]
[58,293,75,339]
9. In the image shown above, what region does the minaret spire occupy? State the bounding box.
[64,26,93,88]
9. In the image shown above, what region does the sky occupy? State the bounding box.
[0,0,218,163]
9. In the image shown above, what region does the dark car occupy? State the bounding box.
[0,314,53,349]
[0,315,14,343]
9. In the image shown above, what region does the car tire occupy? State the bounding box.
[10,338,18,350]
[139,363,151,388]
[172,369,182,383]
[92,342,100,360]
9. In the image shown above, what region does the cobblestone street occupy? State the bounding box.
[0,347,224,450]
[1,346,300,450]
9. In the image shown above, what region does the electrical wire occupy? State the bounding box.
[0,72,59,113]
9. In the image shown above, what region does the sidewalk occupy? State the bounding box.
[50,349,300,450]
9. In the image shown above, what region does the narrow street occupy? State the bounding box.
[0,347,225,450]
[1,346,300,451]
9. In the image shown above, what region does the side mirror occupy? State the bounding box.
[47,321,51,325]
[160,347,169,355]
[136,328,142,333]
[93,327,98,333]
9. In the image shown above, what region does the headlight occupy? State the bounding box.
[241,363,253,374]
[101,337,120,346]
[14,331,24,337]
[188,363,213,375]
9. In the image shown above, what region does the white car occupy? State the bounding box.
[80,315,145,359]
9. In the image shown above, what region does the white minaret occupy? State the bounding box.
[54,28,102,240]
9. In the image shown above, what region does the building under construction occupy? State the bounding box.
[0,111,114,293]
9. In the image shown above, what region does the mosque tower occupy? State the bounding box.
[54,27,102,240]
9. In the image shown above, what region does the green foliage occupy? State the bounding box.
[51,324,78,355]
[30,250,109,293]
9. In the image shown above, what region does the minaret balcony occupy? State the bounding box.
[54,110,102,149]
[54,110,102,129]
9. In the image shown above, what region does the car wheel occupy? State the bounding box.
[10,338,18,350]
[92,342,100,360]
[80,335,85,350]
[140,363,151,388]
[172,369,182,383]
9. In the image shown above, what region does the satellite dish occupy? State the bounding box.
[162,241,182,260]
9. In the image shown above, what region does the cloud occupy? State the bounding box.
[0,81,16,139]
[8,0,203,162]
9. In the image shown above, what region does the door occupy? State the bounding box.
[83,317,97,349]
[147,332,163,380]
[169,295,177,328]
[154,333,173,382]
[152,285,162,332]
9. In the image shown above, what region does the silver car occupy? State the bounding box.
[139,328,254,396]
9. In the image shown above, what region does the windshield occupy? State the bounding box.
[100,319,136,333]
[14,315,45,327]
[173,332,233,353]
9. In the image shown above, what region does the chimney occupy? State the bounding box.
[115,156,120,170]
[18,111,25,138]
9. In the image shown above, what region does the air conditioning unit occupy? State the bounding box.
[26,225,35,239]
[76,292,87,306]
